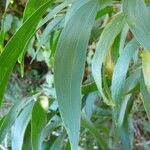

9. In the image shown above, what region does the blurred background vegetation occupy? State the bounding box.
[1,0,150,149]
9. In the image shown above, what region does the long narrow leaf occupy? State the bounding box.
[81,114,108,149]
[141,74,150,121]
[111,39,140,103]
[142,50,150,92]
[0,100,29,143]
[92,13,125,106]
[123,0,150,51]
[54,0,98,149]
[12,101,34,150]
[0,1,52,105]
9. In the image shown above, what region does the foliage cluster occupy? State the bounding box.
[1,0,150,149]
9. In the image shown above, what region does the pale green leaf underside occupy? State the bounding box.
[111,39,140,103]
[23,0,49,22]
[92,13,125,106]
[0,100,28,143]
[54,0,99,149]
[12,101,34,150]
[123,0,150,51]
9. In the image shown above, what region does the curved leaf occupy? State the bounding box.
[123,0,150,51]
[23,0,50,22]
[0,1,52,105]
[142,50,150,93]
[0,100,29,143]
[92,13,125,106]
[31,96,49,150]
[111,39,140,103]
[19,0,52,76]
[81,114,108,149]
[54,0,99,149]
[12,101,34,150]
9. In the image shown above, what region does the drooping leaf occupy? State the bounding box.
[31,96,49,150]
[54,0,99,149]
[111,39,140,103]
[39,0,74,28]
[111,39,140,140]
[19,0,53,76]
[0,1,52,105]
[92,13,125,106]
[37,16,63,52]
[123,0,150,51]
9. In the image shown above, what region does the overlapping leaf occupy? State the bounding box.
[92,13,125,106]
[123,0,150,51]
[12,101,34,150]
[0,1,52,105]
[111,39,140,103]
[141,74,150,121]
[31,96,49,150]
[0,99,29,143]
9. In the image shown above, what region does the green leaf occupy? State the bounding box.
[111,39,140,142]
[123,70,141,95]
[119,94,133,150]
[123,0,150,51]
[0,99,29,143]
[54,0,98,149]
[142,50,150,93]
[39,0,73,28]
[0,1,52,106]
[141,73,150,121]
[85,92,97,119]
[50,131,66,150]
[81,114,108,149]
[92,13,125,106]
[5,0,11,11]
[12,101,34,150]
[41,115,61,144]
[119,24,129,54]
[37,16,63,52]
[111,39,140,103]
[82,82,97,94]
[23,0,50,22]
[22,124,32,150]
[31,96,49,150]
[98,0,114,9]
[19,0,53,76]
